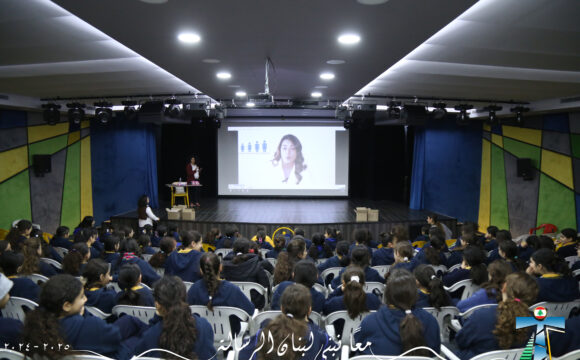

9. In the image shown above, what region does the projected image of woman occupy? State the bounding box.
[271,134,307,185]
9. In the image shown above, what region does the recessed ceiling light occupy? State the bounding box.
[311,92,322,98]
[320,72,335,80]
[327,59,346,65]
[338,34,361,45]
[235,91,247,97]
[202,59,220,64]
[228,85,241,88]
[177,32,201,44]
[216,72,231,79]
[140,0,168,3]
[356,0,389,4]
[315,85,328,89]
[246,102,255,107]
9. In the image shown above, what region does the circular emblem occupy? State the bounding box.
[533,306,547,321]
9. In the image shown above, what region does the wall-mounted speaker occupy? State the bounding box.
[517,158,533,180]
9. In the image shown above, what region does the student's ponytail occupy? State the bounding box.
[336,241,351,267]
[463,246,487,285]
[413,264,450,310]
[149,236,175,268]
[201,252,221,311]
[82,259,110,290]
[274,239,306,285]
[342,266,368,319]
[62,242,89,276]
[117,264,142,306]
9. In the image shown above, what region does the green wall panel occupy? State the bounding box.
[490,144,510,229]
[571,134,580,158]
[0,170,31,230]
[503,137,541,169]
[28,134,68,164]
[60,142,80,230]
[537,173,576,230]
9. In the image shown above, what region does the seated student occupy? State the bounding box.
[498,240,526,272]
[556,228,578,259]
[412,232,448,269]
[51,226,73,250]
[412,225,430,244]
[323,227,339,251]
[151,224,167,248]
[308,232,333,260]
[164,230,204,283]
[447,232,477,268]
[387,241,416,276]
[572,244,580,272]
[137,234,156,255]
[272,260,325,313]
[74,216,95,235]
[21,274,142,360]
[413,265,451,309]
[62,242,91,277]
[354,268,440,356]
[456,259,512,313]
[349,228,374,257]
[372,232,395,266]
[248,241,274,274]
[240,284,339,360]
[82,259,117,314]
[222,238,270,310]
[5,219,32,252]
[518,234,554,263]
[265,235,286,259]
[116,263,155,307]
[0,251,40,302]
[294,227,312,248]
[74,227,101,259]
[526,248,580,302]
[134,276,215,360]
[0,274,22,349]
[483,225,499,251]
[442,245,487,288]
[214,224,238,249]
[427,213,452,240]
[119,239,160,287]
[250,225,274,248]
[487,230,512,263]
[331,245,384,289]
[20,237,58,277]
[101,234,121,275]
[455,272,538,359]
[148,236,176,270]
[202,227,220,250]
[318,240,350,273]
[274,238,308,285]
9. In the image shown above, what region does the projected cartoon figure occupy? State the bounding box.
[271,134,307,185]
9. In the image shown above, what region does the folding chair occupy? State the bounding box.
[142,253,153,262]
[323,310,374,344]
[40,257,62,270]
[0,349,27,360]
[450,303,498,332]
[422,306,460,342]
[23,273,49,286]
[85,306,110,319]
[554,349,580,360]
[371,265,391,278]
[53,246,69,258]
[428,264,448,277]
[444,279,480,300]
[321,267,342,287]
[363,282,385,297]
[112,305,156,323]
[190,305,251,351]
[215,248,232,259]
[230,281,268,309]
[0,296,38,322]
[529,300,580,319]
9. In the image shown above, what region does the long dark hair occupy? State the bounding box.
[342,266,368,318]
[154,276,198,359]
[351,245,371,268]
[424,233,445,265]
[532,248,570,276]
[82,259,110,290]
[20,237,41,275]
[21,275,82,359]
[413,264,450,310]
[274,238,306,285]
[482,260,512,301]
[273,235,286,252]
[271,134,306,184]
[180,230,202,250]
[499,240,525,271]
[62,242,89,276]
[77,216,94,229]
[6,219,32,252]
[200,252,221,311]
[336,241,351,267]
[293,260,317,288]
[204,228,221,246]
[149,236,176,268]
[137,195,148,220]
[308,233,332,259]
[463,246,487,285]
[117,264,143,306]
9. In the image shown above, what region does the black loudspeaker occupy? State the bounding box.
[517,158,533,180]
[33,154,51,177]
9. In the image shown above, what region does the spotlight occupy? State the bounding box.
[122,100,138,121]
[66,103,85,125]
[486,105,503,125]
[431,102,447,120]
[94,101,113,124]
[42,103,61,125]
[164,99,182,119]
[386,101,401,119]
[510,106,529,126]
[454,104,473,125]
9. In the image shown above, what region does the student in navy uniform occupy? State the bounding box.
[119,239,160,287]
[20,237,58,277]
[294,227,312,248]
[273,237,308,285]
[348,228,374,257]
[323,227,339,251]
[387,242,416,276]
[331,245,383,289]
[222,238,271,309]
[272,260,325,313]
[5,219,32,252]
[487,230,512,264]
[518,234,554,263]
[101,234,121,275]
[456,259,511,313]
[317,240,350,273]
[82,259,117,314]
[74,216,95,235]
[62,242,90,277]
[0,274,22,349]
[116,263,155,306]
[427,213,452,240]
[372,232,395,266]
[498,240,526,272]
[442,246,487,288]
[550,315,580,357]
[413,265,451,309]
[50,226,73,249]
[446,232,476,268]
[74,227,101,260]
[455,272,538,359]
[164,230,204,283]
[137,234,156,255]
[412,232,448,269]
[354,268,440,356]
[21,274,142,360]
[214,224,238,249]
[555,228,578,259]
[265,234,286,259]
[134,276,215,360]
[0,251,40,302]
[412,225,430,244]
[240,284,339,360]
[308,232,333,260]
[148,236,176,270]
[526,248,580,302]
[483,226,499,251]
[251,228,274,250]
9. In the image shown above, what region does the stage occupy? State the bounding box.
[111,198,457,240]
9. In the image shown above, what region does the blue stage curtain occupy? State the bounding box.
[410,127,426,210]
[91,119,159,224]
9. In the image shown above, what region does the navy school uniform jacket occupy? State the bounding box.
[446,250,464,268]
[120,254,160,287]
[353,306,440,356]
[550,315,580,357]
[115,285,155,307]
[221,254,270,310]
[487,249,501,264]
[484,238,498,251]
[390,261,416,274]
[330,266,384,289]
[164,248,203,283]
[415,289,431,308]
[324,237,338,251]
[215,236,236,250]
[411,248,448,268]
[456,288,498,313]
[371,247,395,266]
[142,246,156,255]
[317,255,342,273]
[85,286,118,313]
[39,261,59,277]
[133,314,215,360]
[103,251,121,274]
[50,236,73,249]
[0,317,22,349]
[240,321,339,360]
[322,287,381,315]
[442,267,470,287]
[271,281,325,314]
[60,313,125,359]
[89,245,101,259]
[535,274,580,302]
[265,248,281,259]
[556,243,577,259]
[348,243,373,258]
[8,276,40,303]
[517,245,534,262]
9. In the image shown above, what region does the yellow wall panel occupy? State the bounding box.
[502,125,542,147]
[541,150,574,189]
[28,123,69,143]
[0,146,29,183]
[81,120,90,129]
[478,139,491,230]
[80,136,93,217]
[483,124,491,132]
[491,134,503,148]
[68,131,80,145]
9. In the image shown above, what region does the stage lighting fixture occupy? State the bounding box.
[164,99,182,119]
[454,104,473,125]
[431,102,447,120]
[486,105,503,125]
[122,100,138,120]
[343,117,352,129]
[66,103,85,125]
[42,103,61,125]
[94,101,113,124]
[511,106,529,126]
[386,101,401,120]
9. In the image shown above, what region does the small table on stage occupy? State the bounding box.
[166,182,202,207]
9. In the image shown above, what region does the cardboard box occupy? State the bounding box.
[166,208,181,220]
[355,207,368,222]
[181,208,195,221]
[368,209,379,222]
[175,204,187,210]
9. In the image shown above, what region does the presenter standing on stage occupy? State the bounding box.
[186,155,202,207]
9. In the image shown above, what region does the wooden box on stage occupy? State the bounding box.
[175,204,187,210]
[355,207,368,222]
[182,208,195,221]
[167,207,181,220]
[368,209,379,222]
